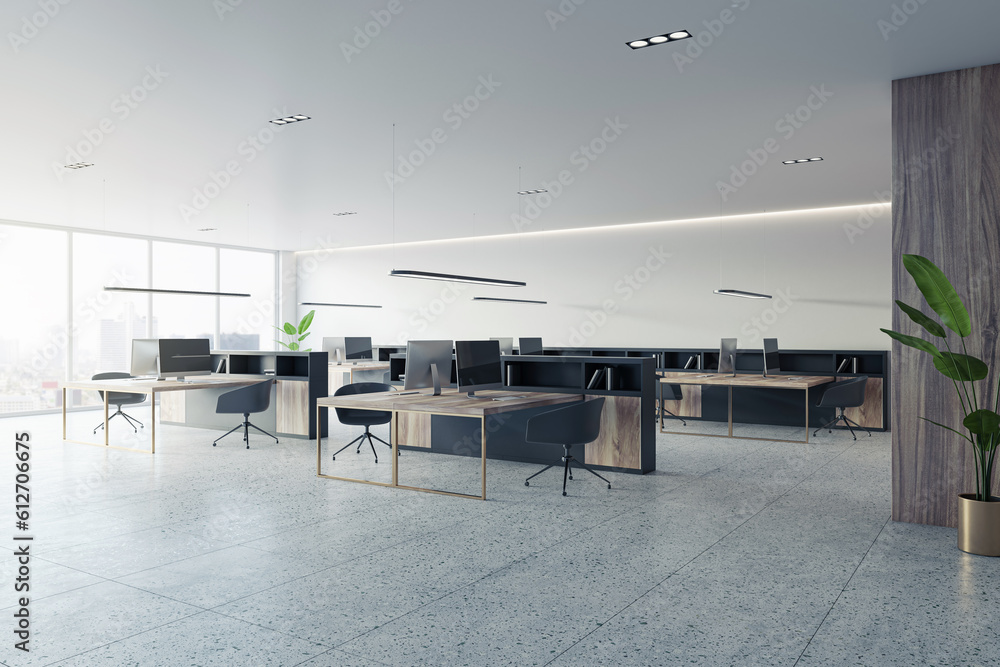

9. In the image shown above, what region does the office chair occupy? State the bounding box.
[660,383,687,426]
[813,376,871,440]
[92,372,145,434]
[524,397,611,496]
[213,380,278,449]
[331,382,395,463]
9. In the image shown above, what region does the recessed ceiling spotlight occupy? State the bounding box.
[64,162,94,169]
[332,211,357,216]
[269,114,311,125]
[782,157,824,165]
[627,30,692,49]
[516,189,549,195]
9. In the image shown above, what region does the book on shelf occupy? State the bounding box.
[684,355,698,370]
[836,358,849,373]
[586,367,606,390]
[216,358,227,374]
[605,367,615,391]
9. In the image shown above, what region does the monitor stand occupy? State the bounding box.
[430,363,442,396]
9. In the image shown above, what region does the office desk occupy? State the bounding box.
[60,377,261,453]
[328,361,391,393]
[316,389,581,500]
[658,372,834,444]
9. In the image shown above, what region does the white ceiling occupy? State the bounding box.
[2,0,999,252]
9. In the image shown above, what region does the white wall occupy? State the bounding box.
[296,204,891,352]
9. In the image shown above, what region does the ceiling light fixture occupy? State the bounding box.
[713,289,772,300]
[472,297,547,305]
[104,287,250,297]
[627,30,691,49]
[64,162,94,169]
[299,302,382,309]
[782,157,824,165]
[269,114,311,125]
[516,189,548,195]
[389,269,525,287]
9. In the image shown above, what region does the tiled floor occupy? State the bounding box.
[1,410,998,666]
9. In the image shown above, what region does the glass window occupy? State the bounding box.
[220,248,276,350]
[0,225,68,414]
[151,241,217,346]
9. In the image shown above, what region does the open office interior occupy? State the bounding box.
[2,2,1000,665]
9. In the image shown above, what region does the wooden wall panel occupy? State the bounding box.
[159,392,184,422]
[841,377,883,429]
[661,385,702,418]
[276,381,309,435]
[892,63,1000,527]
[394,412,432,448]
[586,396,641,470]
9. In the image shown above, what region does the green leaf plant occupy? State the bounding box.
[881,255,999,502]
[274,309,315,352]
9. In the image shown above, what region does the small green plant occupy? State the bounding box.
[274,310,315,352]
[882,254,999,502]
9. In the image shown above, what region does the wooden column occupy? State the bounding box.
[892,63,1000,526]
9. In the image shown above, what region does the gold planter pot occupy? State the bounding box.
[957,494,1000,557]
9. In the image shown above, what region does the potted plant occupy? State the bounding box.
[275,310,315,352]
[882,254,1000,556]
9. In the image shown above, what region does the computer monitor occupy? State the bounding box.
[130,339,159,378]
[157,338,212,380]
[490,337,513,355]
[404,340,453,395]
[345,336,373,361]
[322,337,346,364]
[518,337,543,355]
[763,338,780,377]
[455,340,503,398]
[718,338,737,376]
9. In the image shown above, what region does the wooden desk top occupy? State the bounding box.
[658,371,834,389]
[60,376,263,393]
[318,388,582,417]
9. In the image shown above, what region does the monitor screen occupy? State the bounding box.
[345,336,373,360]
[130,339,159,377]
[763,338,780,376]
[455,340,503,397]
[518,337,543,355]
[718,338,738,375]
[490,337,513,355]
[322,337,346,363]
[404,340,453,394]
[157,338,212,379]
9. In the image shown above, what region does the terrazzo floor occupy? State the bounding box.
[0,409,997,666]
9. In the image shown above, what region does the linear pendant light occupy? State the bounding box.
[389,269,525,287]
[104,286,250,297]
[472,296,546,305]
[713,289,772,299]
[300,302,382,309]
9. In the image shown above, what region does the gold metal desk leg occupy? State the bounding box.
[728,386,734,438]
[480,417,486,500]
[150,390,156,454]
[103,392,109,446]
[392,411,399,488]
[62,388,67,440]
[316,405,322,476]
[804,387,810,444]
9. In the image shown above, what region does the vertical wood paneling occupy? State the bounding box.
[892,63,1000,527]
[585,396,641,469]
[841,377,883,429]
[276,380,309,435]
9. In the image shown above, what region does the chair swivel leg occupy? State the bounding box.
[564,446,611,491]
[842,415,871,437]
[525,465,556,486]
[813,416,840,437]
[245,421,279,447]
[214,421,247,447]
[120,411,144,430]
[332,433,366,460]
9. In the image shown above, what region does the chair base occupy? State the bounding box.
[524,444,611,496]
[660,407,686,427]
[94,407,144,434]
[332,426,395,463]
[813,409,871,441]
[213,413,278,449]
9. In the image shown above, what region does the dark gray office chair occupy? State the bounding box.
[524,397,611,496]
[331,382,395,463]
[92,372,145,434]
[213,380,277,448]
[660,383,687,426]
[813,376,870,440]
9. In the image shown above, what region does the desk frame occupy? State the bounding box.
[658,373,834,444]
[60,377,261,454]
[316,390,581,501]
